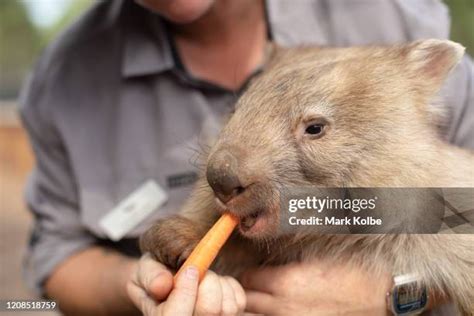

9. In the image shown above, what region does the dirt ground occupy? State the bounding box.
[0,104,59,316]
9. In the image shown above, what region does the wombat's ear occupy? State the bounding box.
[406,39,464,94]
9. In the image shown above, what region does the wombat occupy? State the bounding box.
[140,39,474,314]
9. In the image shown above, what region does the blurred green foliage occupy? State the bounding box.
[0,1,41,99]
[42,0,92,45]
[444,0,474,54]
[0,0,473,100]
[0,0,91,99]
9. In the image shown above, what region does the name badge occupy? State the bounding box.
[99,180,168,241]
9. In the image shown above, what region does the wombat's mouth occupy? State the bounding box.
[240,209,264,231]
[213,182,279,238]
[237,208,275,237]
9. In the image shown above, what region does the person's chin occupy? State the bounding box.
[136,0,215,24]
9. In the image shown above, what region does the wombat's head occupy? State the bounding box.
[206,40,464,239]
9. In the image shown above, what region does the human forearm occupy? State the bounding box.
[45,246,139,315]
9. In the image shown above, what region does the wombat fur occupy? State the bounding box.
[141,40,474,315]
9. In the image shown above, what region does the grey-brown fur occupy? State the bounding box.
[140,40,474,315]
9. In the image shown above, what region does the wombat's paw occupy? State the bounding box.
[139,216,204,270]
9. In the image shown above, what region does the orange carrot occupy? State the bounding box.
[174,212,239,283]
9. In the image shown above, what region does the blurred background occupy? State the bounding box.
[1,1,92,314]
[0,0,473,312]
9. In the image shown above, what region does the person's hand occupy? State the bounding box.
[241,259,391,316]
[127,253,246,315]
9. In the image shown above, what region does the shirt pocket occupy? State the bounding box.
[79,171,196,240]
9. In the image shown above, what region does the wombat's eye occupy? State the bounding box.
[300,117,329,140]
[305,124,324,135]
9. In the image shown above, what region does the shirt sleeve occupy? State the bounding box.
[394,0,474,150]
[442,54,474,150]
[18,65,96,295]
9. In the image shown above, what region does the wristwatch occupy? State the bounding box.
[386,274,429,315]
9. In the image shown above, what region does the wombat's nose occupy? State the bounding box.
[207,150,245,204]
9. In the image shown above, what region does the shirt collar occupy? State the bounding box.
[120,0,308,79]
[121,3,174,78]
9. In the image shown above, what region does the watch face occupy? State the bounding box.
[393,283,428,314]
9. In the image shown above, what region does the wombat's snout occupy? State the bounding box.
[207,148,246,204]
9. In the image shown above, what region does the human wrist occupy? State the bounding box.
[320,262,392,314]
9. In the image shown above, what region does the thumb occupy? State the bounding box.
[149,270,174,301]
[135,253,174,301]
[163,266,199,315]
